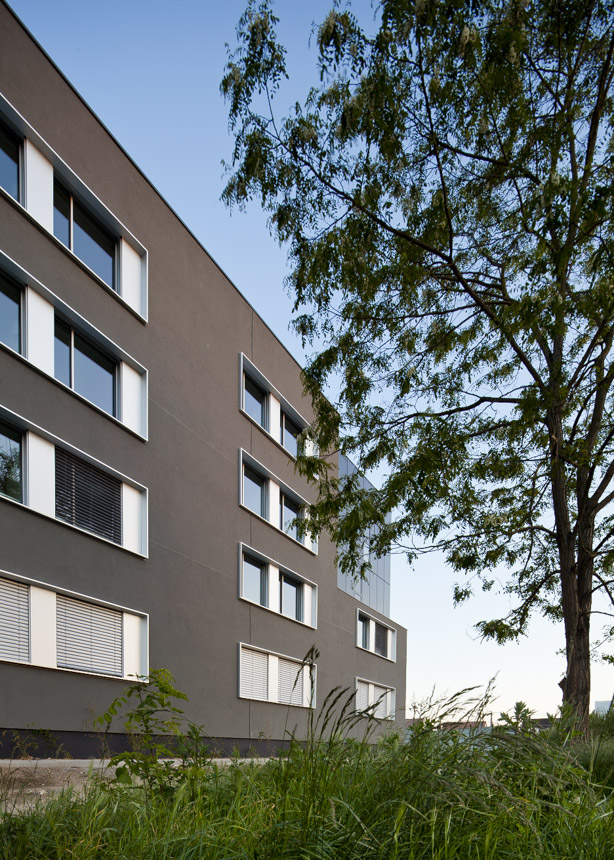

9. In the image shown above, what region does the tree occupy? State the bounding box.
[222,0,614,735]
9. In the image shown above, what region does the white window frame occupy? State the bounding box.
[239,354,314,460]
[0,404,148,557]
[239,450,317,553]
[238,642,316,708]
[355,608,397,662]
[355,677,396,721]
[0,568,148,680]
[238,542,317,628]
[0,95,148,320]
[0,251,148,438]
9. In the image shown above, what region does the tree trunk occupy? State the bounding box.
[562,605,591,738]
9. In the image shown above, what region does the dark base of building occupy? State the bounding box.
[0,728,294,760]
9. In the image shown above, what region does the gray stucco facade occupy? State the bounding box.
[0,2,407,755]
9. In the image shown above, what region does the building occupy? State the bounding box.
[0,1,407,756]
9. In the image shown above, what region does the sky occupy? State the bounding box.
[7,0,611,719]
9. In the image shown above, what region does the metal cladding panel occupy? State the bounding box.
[56,594,122,676]
[0,576,29,662]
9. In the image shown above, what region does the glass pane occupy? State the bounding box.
[281,576,301,620]
[244,376,267,427]
[0,422,21,502]
[54,318,71,387]
[0,275,21,352]
[243,557,266,605]
[53,182,70,247]
[281,495,300,540]
[374,623,388,657]
[73,200,115,288]
[74,333,115,415]
[359,615,370,649]
[282,413,300,457]
[0,123,19,200]
[243,467,265,516]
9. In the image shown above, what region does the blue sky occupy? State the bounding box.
[8,0,611,717]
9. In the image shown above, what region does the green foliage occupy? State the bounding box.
[94,668,210,795]
[222,0,614,729]
[3,688,614,859]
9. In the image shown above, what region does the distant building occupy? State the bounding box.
[595,700,613,716]
[0,2,407,755]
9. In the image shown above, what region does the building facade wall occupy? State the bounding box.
[0,1,407,753]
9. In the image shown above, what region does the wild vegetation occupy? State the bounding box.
[1,676,614,859]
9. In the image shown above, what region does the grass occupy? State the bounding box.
[2,688,614,859]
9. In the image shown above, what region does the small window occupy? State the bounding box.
[374,622,388,658]
[55,447,122,544]
[243,555,267,606]
[0,273,21,353]
[280,573,302,621]
[243,466,267,518]
[244,375,268,428]
[280,493,301,541]
[280,412,301,457]
[0,121,20,201]
[54,317,117,416]
[278,656,303,706]
[0,576,29,663]
[0,421,22,503]
[358,613,370,650]
[53,181,116,289]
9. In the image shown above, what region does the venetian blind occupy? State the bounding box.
[278,657,303,706]
[0,576,29,662]
[56,594,123,676]
[240,646,268,700]
[55,447,122,544]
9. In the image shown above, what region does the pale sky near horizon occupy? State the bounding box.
[6,0,612,718]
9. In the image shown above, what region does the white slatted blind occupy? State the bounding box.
[278,657,303,706]
[373,684,389,719]
[56,595,122,676]
[356,679,369,712]
[0,577,29,662]
[240,646,268,700]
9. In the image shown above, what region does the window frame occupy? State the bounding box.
[355,677,396,721]
[243,373,268,430]
[0,117,21,202]
[0,419,23,504]
[0,270,22,355]
[355,609,396,662]
[54,314,118,417]
[280,491,303,543]
[280,571,303,622]
[53,179,117,291]
[239,543,317,628]
[242,464,268,519]
[238,642,316,708]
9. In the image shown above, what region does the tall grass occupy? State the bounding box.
[2,689,614,859]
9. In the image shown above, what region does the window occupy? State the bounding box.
[280,492,301,541]
[239,644,315,707]
[280,573,303,622]
[355,679,395,720]
[0,120,19,201]
[280,411,300,458]
[0,576,29,663]
[243,466,267,518]
[374,622,388,657]
[0,273,21,353]
[243,375,268,428]
[54,317,117,416]
[55,447,122,544]
[0,421,22,502]
[53,181,116,289]
[359,613,370,650]
[243,555,267,606]
[56,594,123,676]
[357,611,395,660]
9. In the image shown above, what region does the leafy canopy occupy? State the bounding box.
[222,0,614,649]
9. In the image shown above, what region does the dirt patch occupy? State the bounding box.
[0,760,113,812]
